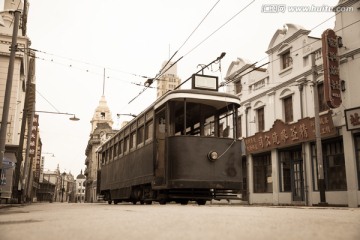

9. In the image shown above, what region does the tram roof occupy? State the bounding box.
[154,89,241,110]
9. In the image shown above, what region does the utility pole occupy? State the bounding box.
[0,10,22,196]
[311,52,327,205]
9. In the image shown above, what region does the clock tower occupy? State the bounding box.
[84,95,117,203]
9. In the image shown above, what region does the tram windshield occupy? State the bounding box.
[169,100,237,138]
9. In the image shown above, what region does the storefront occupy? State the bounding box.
[244,111,343,205]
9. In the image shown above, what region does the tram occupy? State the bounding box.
[98,83,243,205]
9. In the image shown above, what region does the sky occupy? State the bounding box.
[3,0,340,175]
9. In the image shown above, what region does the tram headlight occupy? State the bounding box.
[207,151,218,161]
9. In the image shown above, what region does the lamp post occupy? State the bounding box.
[61,172,66,203]
[311,52,327,205]
[34,111,80,121]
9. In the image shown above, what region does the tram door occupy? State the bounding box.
[154,109,166,186]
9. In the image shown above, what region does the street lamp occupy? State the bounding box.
[34,110,80,121]
[116,113,137,118]
[61,172,66,203]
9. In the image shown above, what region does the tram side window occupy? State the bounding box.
[109,146,113,161]
[118,140,123,156]
[145,120,153,141]
[113,144,118,159]
[124,136,129,153]
[102,152,106,165]
[137,125,144,145]
[105,149,109,164]
[130,131,136,150]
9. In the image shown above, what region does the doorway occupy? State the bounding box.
[279,147,305,202]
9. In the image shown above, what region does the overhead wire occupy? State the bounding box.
[128,0,256,104]
[129,0,223,104]
[183,0,256,58]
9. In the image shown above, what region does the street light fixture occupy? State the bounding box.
[34,110,80,121]
[116,113,137,118]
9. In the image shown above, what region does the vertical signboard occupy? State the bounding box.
[322,29,342,108]
[29,114,39,158]
[29,114,39,181]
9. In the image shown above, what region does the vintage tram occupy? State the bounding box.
[98,88,243,205]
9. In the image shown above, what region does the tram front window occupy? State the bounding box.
[171,100,235,138]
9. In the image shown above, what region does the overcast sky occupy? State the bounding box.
[3,0,340,176]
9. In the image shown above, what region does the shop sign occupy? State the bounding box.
[322,29,342,108]
[345,107,360,131]
[29,114,39,158]
[244,111,336,154]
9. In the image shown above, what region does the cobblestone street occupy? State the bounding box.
[1,203,359,240]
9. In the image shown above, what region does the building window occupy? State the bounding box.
[234,79,242,94]
[317,83,329,112]
[311,138,347,191]
[257,107,265,132]
[253,153,272,193]
[236,115,242,138]
[283,96,293,123]
[281,51,292,69]
[355,134,360,190]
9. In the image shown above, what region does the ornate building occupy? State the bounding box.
[75,170,86,203]
[225,0,360,207]
[84,95,117,202]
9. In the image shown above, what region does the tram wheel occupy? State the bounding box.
[159,199,167,205]
[180,200,189,205]
[196,200,206,205]
[107,200,112,205]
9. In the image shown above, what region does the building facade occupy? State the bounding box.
[0,0,36,203]
[156,61,181,98]
[225,0,359,207]
[75,170,86,203]
[37,169,59,202]
[84,96,117,202]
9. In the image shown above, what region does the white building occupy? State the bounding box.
[75,170,86,203]
[84,95,117,202]
[156,61,181,98]
[225,0,359,207]
[0,0,35,202]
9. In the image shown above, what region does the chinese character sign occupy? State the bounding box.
[322,29,342,108]
[244,112,336,154]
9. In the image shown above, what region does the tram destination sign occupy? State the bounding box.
[244,111,336,154]
[192,74,218,91]
[322,29,342,109]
